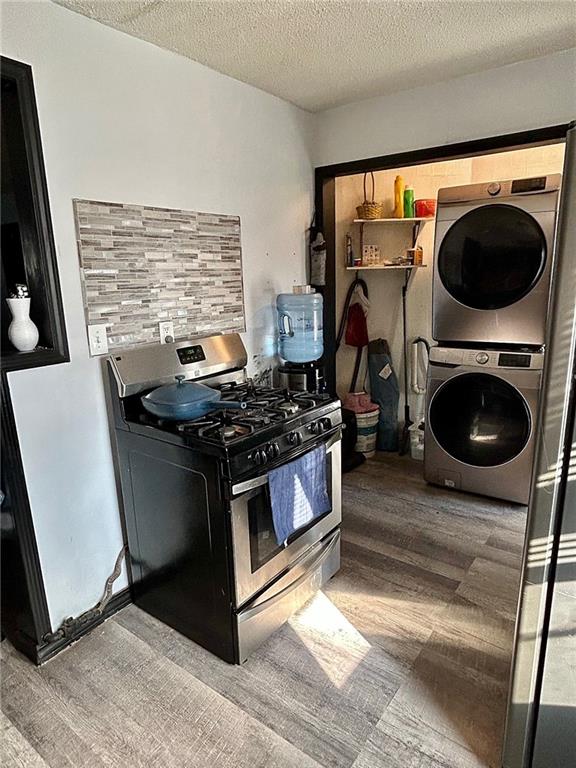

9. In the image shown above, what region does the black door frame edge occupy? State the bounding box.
[1,55,72,666]
[1,373,52,649]
[314,123,570,395]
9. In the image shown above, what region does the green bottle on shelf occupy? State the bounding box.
[403,186,415,218]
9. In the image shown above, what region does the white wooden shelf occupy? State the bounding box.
[353,217,435,224]
[345,264,427,271]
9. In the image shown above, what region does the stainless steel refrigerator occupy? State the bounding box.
[503,122,576,768]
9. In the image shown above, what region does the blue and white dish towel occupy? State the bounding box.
[268,444,331,546]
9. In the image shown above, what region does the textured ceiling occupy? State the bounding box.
[53,0,576,112]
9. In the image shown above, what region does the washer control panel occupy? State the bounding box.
[498,352,532,368]
[430,346,544,370]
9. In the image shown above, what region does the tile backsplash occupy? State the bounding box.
[74,199,245,353]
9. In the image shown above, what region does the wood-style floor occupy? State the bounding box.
[1,455,526,768]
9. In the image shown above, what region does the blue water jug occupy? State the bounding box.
[277,286,324,363]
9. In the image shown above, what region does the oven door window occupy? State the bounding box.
[248,457,333,573]
[438,204,546,310]
[429,373,531,467]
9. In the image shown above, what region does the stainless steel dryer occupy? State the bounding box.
[433,175,561,347]
[424,346,544,504]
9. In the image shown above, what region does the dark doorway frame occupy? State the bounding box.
[314,124,570,395]
[1,56,71,663]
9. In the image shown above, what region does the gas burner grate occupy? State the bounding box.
[175,406,287,444]
[236,411,285,428]
[202,422,253,441]
[219,383,321,411]
[136,382,334,447]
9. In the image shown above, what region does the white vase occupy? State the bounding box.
[6,297,39,352]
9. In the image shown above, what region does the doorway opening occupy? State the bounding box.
[314,128,567,767]
[334,142,564,411]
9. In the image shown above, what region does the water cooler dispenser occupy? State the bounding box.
[276,285,325,393]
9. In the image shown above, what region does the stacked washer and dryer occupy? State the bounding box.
[424,175,561,504]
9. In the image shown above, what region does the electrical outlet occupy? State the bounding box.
[88,324,108,356]
[159,321,174,344]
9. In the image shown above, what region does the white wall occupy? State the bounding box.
[315,49,576,167]
[2,0,314,629]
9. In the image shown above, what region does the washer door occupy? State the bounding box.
[438,204,547,310]
[429,373,531,467]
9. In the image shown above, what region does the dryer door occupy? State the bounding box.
[438,204,547,310]
[429,372,531,467]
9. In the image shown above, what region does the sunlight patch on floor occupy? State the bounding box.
[288,591,372,688]
[329,583,450,617]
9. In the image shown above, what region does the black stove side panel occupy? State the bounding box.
[115,430,236,663]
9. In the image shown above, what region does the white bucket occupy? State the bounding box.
[355,409,379,457]
[409,422,425,461]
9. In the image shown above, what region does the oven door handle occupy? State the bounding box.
[238,529,340,621]
[231,432,340,496]
[231,474,269,495]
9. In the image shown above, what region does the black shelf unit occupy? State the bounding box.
[1,55,68,371]
[1,56,70,662]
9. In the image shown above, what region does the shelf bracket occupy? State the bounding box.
[412,221,422,248]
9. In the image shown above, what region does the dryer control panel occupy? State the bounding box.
[437,173,561,206]
[429,346,544,370]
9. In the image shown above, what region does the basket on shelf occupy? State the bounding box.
[356,172,386,219]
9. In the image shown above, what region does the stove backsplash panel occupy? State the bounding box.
[74,199,245,353]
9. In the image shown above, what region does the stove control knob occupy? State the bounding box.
[309,421,323,434]
[287,431,303,446]
[320,418,332,431]
[252,449,268,466]
[267,442,281,459]
[487,182,501,196]
[476,352,490,365]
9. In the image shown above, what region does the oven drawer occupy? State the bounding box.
[236,528,340,663]
[229,434,341,607]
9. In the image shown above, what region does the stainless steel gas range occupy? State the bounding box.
[105,332,342,663]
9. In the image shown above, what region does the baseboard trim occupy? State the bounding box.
[35,588,132,665]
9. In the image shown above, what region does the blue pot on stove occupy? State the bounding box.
[141,375,246,421]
